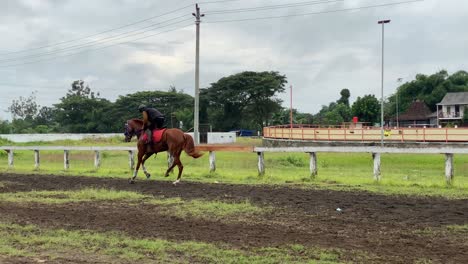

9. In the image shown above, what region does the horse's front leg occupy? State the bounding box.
[129,151,145,184]
[141,153,154,179]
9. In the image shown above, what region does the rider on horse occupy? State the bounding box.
[138,104,166,144]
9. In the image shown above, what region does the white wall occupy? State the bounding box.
[0,133,121,143]
[207,132,236,144]
[185,132,236,144]
[0,132,237,144]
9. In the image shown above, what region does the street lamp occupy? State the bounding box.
[378,19,391,147]
[396,77,403,128]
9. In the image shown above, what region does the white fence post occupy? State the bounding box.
[257,152,265,176]
[34,150,40,170]
[209,151,216,172]
[7,150,13,168]
[128,150,135,170]
[309,152,317,177]
[94,151,101,169]
[445,153,454,184]
[372,153,381,181]
[64,150,70,170]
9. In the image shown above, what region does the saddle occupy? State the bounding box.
[141,128,167,143]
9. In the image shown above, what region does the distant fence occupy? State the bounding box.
[263,126,468,143]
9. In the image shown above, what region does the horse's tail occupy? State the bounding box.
[183,134,203,159]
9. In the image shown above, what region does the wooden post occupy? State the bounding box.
[445,153,454,184]
[7,150,13,168]
[257,152,265,176]
[64,150,70,170]
[128,150,135,170]
[309,152,317,177]
[94,151,101,169]
[372,153,381,181]
[34,150,40,170]
[209,151,216,172]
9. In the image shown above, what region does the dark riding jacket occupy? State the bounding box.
[141,107,165,129]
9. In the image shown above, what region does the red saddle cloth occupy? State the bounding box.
[141,128,166,143]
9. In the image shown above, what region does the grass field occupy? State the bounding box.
[1,136,468,198]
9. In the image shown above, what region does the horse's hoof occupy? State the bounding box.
[164,174,170,177]
[172,180,180,186]
[145,174,151,179]
[128,179,135,184]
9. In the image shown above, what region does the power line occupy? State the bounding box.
[204,0,344,14]
[0,23,193,68]
[199,0,245,4]
[0,17,192,64]
[205,0,425,23]
[0,4,194,56]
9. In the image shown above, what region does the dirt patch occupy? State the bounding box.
[0,173,467,263]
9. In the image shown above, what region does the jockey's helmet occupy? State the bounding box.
[138,104,146,112]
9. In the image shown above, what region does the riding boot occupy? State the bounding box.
[145,129,152,144]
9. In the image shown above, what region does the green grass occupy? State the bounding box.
[149,197,270,220]
[0,188,148,204]
[0,222,350,263]
[0,188,268,221]
[1,137,468,198]
[446,224,468,233]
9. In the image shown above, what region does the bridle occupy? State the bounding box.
[124,121,143,141]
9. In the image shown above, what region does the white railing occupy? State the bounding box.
[0,145,252,173]
[2,145,466,185]
[254,146,468,184]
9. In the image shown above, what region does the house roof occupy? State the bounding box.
[437,92,468,105]
[397,100,432,121]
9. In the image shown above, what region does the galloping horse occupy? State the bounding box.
[124,118,203,185]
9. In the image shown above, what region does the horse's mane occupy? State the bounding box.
[129,118,143,125]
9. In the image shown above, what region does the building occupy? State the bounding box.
[394,100,433,127]
[436,92,468,126]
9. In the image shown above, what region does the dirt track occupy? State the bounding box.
[0,173,467,263]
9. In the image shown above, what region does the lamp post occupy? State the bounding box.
[396,77,403,128]
[378,19,391,147]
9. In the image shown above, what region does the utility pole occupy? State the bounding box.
[397,77,403,128]
[193,4,204,144]
[378,19,391,147]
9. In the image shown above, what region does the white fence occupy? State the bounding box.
[1,145,466,184]
[254,146,468,184]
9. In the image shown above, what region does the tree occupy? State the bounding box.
[68,80,99,98]
[112,90,194,131]
[312,89,352,126]
[352,95,380,124]
[54,81,113,132]
[203,71,287,131]
[0,120,12,134]
[386,70,468,118]
[337,89,351,106]
[8,92,39,121]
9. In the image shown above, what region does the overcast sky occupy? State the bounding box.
[0,0,466,121]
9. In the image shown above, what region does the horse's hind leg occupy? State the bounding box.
[141,153,154,179]
[129,151,144,184]
[164,152,178,178]
[172,153,184,185]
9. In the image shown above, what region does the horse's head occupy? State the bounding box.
[123,122,134,142]
[124,119,144,142]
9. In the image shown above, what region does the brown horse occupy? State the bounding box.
[124,118,203,185]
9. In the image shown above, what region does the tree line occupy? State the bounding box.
[1,70,467,134]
